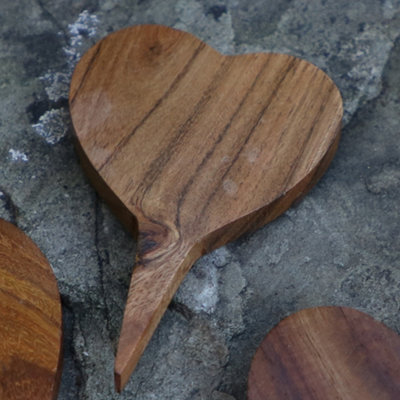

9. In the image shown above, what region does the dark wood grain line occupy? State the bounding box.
[174,55,274,229]
[130,56,234,208]
[0,289,60,327]
[278,324,321,398]
[98,41,207,172]
[198,57,299,219]
[248,307,400,399]
[282,77,336,192]
[299,319,340,396]
[259,337,305,399]
[138,214,183,263]
[69,41,103,105]
[271,62,315,154]
[0,279,59,321]
[339,308,400,392]
[0,265,57,300]
[256,315,330,400]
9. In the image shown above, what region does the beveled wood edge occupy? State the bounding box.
[201,123,341,254]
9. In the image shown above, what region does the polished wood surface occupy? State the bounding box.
[248,307,400,400]
[69,24,343,391]
[0,219,62,399]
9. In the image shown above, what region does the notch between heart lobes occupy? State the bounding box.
[69,24,343,390]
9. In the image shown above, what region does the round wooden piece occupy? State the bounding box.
[248,306,400,400]
[69,24,343,390]
[0,219,62,400]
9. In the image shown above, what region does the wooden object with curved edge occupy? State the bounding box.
[69,24,343,391]
[248,306,400,399]
[0,219,63,399]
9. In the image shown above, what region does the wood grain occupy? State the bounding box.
[0,219,62,400]
[69,24,343,390]
[248,306,400,400]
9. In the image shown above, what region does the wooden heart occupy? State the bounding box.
[69,24,342,391]
[0,219,62,399]
[248,306,400,399]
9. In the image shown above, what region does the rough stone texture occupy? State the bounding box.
[1,1,399,399]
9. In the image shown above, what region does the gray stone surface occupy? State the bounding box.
[1,1,399,399]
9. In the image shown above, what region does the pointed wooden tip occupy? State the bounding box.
[114,368,123,393]
[113,238,196,392]
[113,259,165,392]
[114,292,152,392]
[114,327,143,392]
[114,337,143,392]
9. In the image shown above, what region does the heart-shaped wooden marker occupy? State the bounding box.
[69,24,343,390]
[248,306,400,399]
[0,219,63,399]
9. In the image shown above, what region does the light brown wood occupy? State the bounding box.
[69,24,343,391]
[248,306,400,400]
[0,219,62,399]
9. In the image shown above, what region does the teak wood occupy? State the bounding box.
[0,219,62,399]
[69,24,343,391]
[248,306,400,399]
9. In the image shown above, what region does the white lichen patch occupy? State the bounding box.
[32,108,70,145]
[176,256,219,314]
[64,10,100,69]
[9,149,28,162]
[195,278,219,313]
[32,10,100,144]
[68,10,99,39]
[40,72,70,102]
